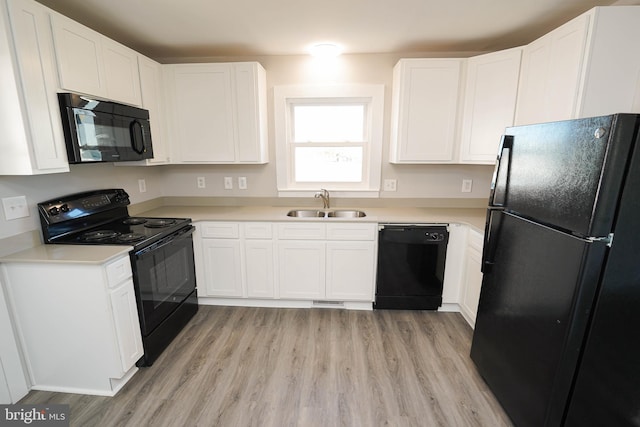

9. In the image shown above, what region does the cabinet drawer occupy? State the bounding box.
[327,223,377,241]
[200,222,240,238]
[277,223,326,240]
[105,256,132,288]
[244,222,273,239]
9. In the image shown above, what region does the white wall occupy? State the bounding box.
[0,164,164,240]
[0,52,495,242]
[159,53,495,199]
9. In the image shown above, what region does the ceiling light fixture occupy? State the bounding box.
[308,43,343,58]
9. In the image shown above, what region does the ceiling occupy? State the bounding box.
[35,0,637,62]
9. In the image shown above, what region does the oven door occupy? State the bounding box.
[132,225,196,336]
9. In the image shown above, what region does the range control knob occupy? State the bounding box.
[60,204,69,213]
[48,206,60,215]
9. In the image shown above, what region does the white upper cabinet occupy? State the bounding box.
[515,13,589,125]
[515,6,640,125]
[164,62,268,164]
[137,55,169,164]
[50,11,141,106]
[0,0,69,175]
[102,38,142,106]
[459,48,522,164]
[390,58,463,163]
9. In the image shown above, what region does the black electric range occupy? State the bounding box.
[38,188,190,250]
[37,188,198,366]
[52,216,192,248]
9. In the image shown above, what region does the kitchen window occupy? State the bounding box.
[274,84,384,196]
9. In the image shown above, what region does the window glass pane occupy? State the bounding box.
[294,147,363,182]
[293,105,365,142]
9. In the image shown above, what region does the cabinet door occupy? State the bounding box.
[102,38,141,106]
[50,12,106,97]
[234,62,268,163]
[4,0,68,173]
[201,239,243,297]
[278,241,325,299]
[513,36,550,126]
[515,14,589,125]
[244,240,275,298]
[390,59,461,163]
[544,14,590,121]
[171,64,235,162]
[138,56,168,164]
[326,241,375,301]
[459,48,522,164]
[109,280,144,372]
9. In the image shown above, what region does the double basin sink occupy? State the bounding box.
[286,209,366,218]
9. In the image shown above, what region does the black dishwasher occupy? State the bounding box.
[375,225,449,310]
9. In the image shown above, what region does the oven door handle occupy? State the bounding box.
[134,225,194,258]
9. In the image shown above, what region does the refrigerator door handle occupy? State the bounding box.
[489,135,514,207]
[482,208,504,273]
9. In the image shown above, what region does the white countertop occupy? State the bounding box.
[139,205,487,231]
[0,205,485,264]
[0,244,132,265]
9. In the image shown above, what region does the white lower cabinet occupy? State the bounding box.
[244,222,275,298]
[277,222,377,302]
[1,254,143,396]
[195,221,377,305]
[198,222,243,297]
[459,228,484,327]
[278,240,325,299]
[201,241,243,297]
[326,241,376,301]
[245,239,275,298]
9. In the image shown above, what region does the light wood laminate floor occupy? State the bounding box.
[20,306,512,426]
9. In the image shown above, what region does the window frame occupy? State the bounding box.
[274,84,384,197]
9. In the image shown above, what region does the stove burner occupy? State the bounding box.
[81,230,120,242]
[117,233,146,243]
[123,218,148,225]
[145,219,177,228]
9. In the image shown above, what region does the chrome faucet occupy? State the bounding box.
[315,189,330,209]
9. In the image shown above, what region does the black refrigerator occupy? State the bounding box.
[470,114,640,427]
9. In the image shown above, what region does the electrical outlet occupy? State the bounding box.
[197,177,206,188]
[462,179,473,193]
[2,196,29,220]
[383,179,397,192]
[238,177,247,190]
[138,179,146,193]
[224,177,233,190]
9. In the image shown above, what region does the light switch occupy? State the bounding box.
[2,196,29,220]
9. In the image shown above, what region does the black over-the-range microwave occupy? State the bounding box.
[58,92,154,163]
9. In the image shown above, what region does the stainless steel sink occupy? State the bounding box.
[286,209,367,218]
[326,210,366,218]
[286,209,326,217]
